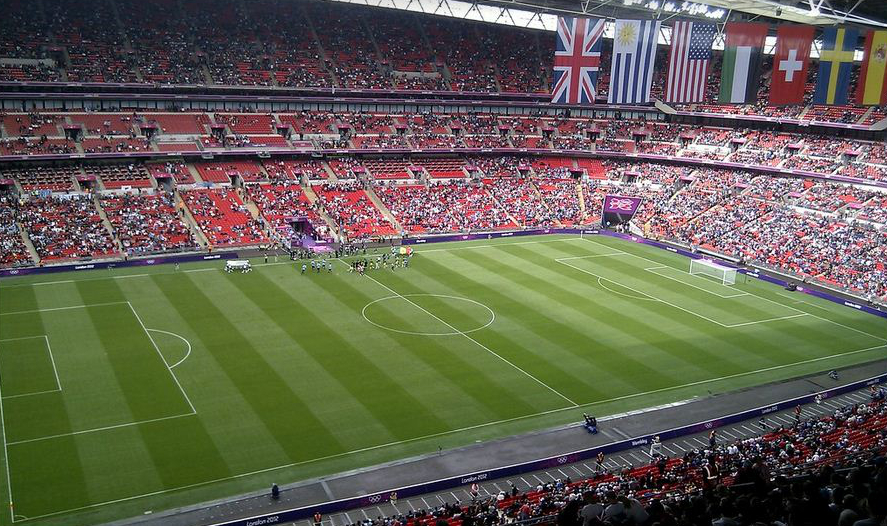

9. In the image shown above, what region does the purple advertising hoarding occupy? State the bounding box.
[602,195,643,217]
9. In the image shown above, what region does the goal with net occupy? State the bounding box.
[689,259,737,285]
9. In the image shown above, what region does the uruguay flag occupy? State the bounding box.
[813,27,859,105]
[608,19,661,104]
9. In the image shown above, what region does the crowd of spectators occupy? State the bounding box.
[246,182,331,243]
[375,182,514,234]
[17,194,119,261]
[181,188,268,247]
[317,397,887,526]
[0,194,32,268]
[314,181,396,241]
[100,191,197,255]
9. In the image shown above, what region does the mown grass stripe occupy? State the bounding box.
[225,270,453,440]
[408,255,627,401]
[152,273,345,461]
[450,248,686,390]
[341,269,564,416]
[73,280,233,489]
[499,243,747,378]
[1,285,92,519]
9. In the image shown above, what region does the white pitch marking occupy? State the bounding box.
[559,259,730,326]
[0,335,62,399]
[6,412,195,446]
[0,367,14,524]
[417,238,584,254]
[16,330,885,522]
[350,263,578,407]
[595,276,659,302]
[0,301,128,316]
[146,329,192,369]
[554,252,626,261]
[580,237,886,342]
[128,302,196,414]
[644,266,749,299]
[725,313,809,328]
[43,335,61,392]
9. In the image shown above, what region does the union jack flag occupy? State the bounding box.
[551,16,605,105]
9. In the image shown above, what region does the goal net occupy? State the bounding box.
[689,259,737,285]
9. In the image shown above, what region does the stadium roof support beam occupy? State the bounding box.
[326,0,886,29]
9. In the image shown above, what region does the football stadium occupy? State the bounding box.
[0,1,886,526]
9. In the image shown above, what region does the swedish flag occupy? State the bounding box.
[813,27,859,105]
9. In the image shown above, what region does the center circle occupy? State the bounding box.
[361,294,495,336]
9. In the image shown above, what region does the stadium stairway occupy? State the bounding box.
[95,197,127,255]
[301,185,342,242]
[576,182,587,222]
[18,228,39,266]
[530,180,561,227]
[186,163,205,184]
[366,186,404,233]
[176,192,211,248]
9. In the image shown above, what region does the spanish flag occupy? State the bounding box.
[856,30,887,106]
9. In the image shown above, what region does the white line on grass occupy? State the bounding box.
[18,341,887,522]
[2,389,60,400]
[32,279,73,286]
[557,259,731,326]
[0,335,45,342]
[0,301,128,316]
[595,277,658,302]
[644,267,749,299]
[579,237,885,341]
[554,253,625,262]
[6,413,195,446]
[0,336,62,400]
[146,329,192,369]
[127,302,197,414]
[416,238,584,254]
[725,314,809,328]
[0,381,12,524]
[345,261,579,408]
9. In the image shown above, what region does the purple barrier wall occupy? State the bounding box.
[209,371,887,526]
[0,252,237,278]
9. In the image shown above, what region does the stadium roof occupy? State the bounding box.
[331,0,887,29]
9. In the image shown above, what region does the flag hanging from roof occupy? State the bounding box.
[608,19,661,105]
[769,25,814,105]
[551,16,606,105]
[718,22,768,104]
[856,30,887,106]
[665,20,716,103]
[813,27,859,105]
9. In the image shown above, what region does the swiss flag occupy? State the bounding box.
[769,25,814,105]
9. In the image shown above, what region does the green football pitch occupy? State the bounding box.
[0,234,884,526]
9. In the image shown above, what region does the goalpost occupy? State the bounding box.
[689,259,737,285]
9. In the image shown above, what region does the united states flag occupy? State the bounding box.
[665,21,716,103]
[551,16,605,105]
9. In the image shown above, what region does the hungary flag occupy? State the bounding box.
[718,22,769,104]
